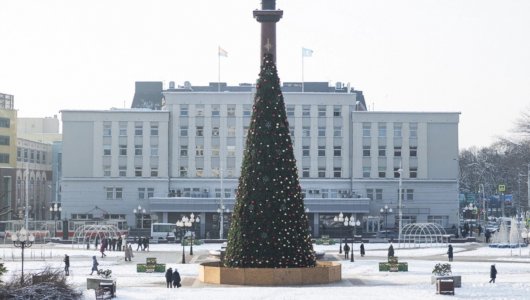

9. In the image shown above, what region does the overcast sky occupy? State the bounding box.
[1,0,529,149]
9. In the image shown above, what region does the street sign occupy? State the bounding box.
[498,184,506,192]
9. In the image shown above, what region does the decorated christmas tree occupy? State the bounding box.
[224,54,316,268]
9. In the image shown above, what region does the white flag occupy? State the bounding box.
[218,46,228,57]
[302,47,313,57]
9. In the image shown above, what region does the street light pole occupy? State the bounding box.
[49,203,61,239]
[11,228,35,285]
[380,205,393,240]
[398,166,403,246]
[334,212,344,254]
[344,215,361,262]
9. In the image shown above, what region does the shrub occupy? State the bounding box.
[432,263,452,276]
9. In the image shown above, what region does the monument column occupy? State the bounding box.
[253,0,283,64]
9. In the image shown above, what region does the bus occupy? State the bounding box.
[150,223,177,243]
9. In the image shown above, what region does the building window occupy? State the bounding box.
[119,166,126,176]
[196,145,204,156]
[378,167,386,178]
[394,167,401,178]
[30,150,34,163]
[333,127,342,137]
[196,126,204,137]
[227,145,235,157]
[394,123,402,137]
[138,188,146,199]
[318,146,325,156]
[180,145,188,157]
[302,126,311,137]
[363,167,370,178]
[211,105,220,117]
[375,189,383,201]
[151,168,158,177]
[410,167,418,178]
[378,123,386,137]
[302,146,310,157]
[119,144,127,156]
[410,123,418,139]
[378,145,386,157]
[0,118,10,128]
[428,216,449,227]
[318,168,326,178]
[212,127,219,136]
[318,126,326,137]
[318,105,326,117]
[333,167,341,178]
[135,123,143,136]
[17,148,21,161]
[406,189,414,201]
[227,126,235,137]
[103,166,111,177]
[180,126,188,137]
[106,187,114,199]
[103,145,111,156]
[196,167,204,177]
[150,123,159,136]
[135,167,142,177]
[333,146,341,157]
[366,189,374,200]
[147,188,154,198]
[180,105,188,116]
[410,146,417,157]
[302,105,310,117]
[115,188,123,199]
[363,145,370,157]
[287,105,295,117]
[227,105,236,117]
[180,166,188,177]
[362,123,371,137]
[135,145,143,156]
[150,146,158,156]
[0,135,9,145]
[394,146,401,157]
[0,153,10,163]
[211,146,220,157]
[333,106,341,117]
[119,122,127,136]
[243,105,252,117]
[103,122,112,136]
[302,168,310,178]
[195,105,204,117]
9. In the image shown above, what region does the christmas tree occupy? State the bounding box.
[224,54,316,268]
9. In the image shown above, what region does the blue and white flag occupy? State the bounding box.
[302,47,313,57]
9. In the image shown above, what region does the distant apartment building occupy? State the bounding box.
[60,81,459,238]
[0,92,16,220]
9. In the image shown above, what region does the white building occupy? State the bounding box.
[60,82,459,238]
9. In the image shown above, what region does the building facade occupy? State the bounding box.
[0,92,16,220]
[60,82,459,238]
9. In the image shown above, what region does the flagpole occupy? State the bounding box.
[218,46,221,92]
[301,50,305,93]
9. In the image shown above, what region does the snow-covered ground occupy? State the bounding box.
[1,242,530,299]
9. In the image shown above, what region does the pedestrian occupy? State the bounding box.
[111,238,116,251]
[64,254,70,276]
[100,241,107,258]
[478,224,483,236]
[172,268,182,288]
[388,244,394,258]
[343,243,350,259]
[125,244,134,261]
[447,244,453,262]
[117,235,123,251]
[95,236,99,250]
[485,230,491,243]
[489,264,497,283]
[165,267,173,288]
[360,243,365,257]
[143,237,149,252]
[90,256,99,275]
[137,236,142,251]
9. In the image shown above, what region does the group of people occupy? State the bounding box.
[165,267,182,288]
[342,242,366,259]
[135,236,150,251]
[94,235,123,252]
[447,244,498,283]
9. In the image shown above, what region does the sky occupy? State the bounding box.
[1,0,529,149]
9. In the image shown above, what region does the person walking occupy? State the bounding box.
[489,264,497,283]
[137,236,143,251]
[95,236,99,250]
[64,254,70,276]
[100,240,107,258]
[143,237,149,252]
[117,235,123,251]
[165,267,173,288]
[343,243,350,259]
[360,243,365,257]
[172,268,182,288]
[447,244,453,262]
[125,244,134,261]
[90,256,99,275]
[485,230,491,243]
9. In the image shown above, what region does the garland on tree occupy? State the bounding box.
[224,54,316,268]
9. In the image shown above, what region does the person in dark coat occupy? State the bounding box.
[117,235,123,251]
[447,244,453,262]
[95,236,99,249]
[343,243,350,259]
[172,268,182,288]
[489,264,497,283]
[388,244,395,258]
[485,230,491,243]
[90,256,99,275]
[165,267,173,288]
[64,254,70,276]
[100,240,107,257]
[143,237,149,252]
[360,243,365,257]
[137,237,143,251]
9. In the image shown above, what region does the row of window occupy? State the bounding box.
[180,126,343,138]
[362,122,417,138]
[103,144,158,156]
[363,145,417,157]
[180,104,343,118]
[179,145,342,157]
[366,188,415,201]
[363,167,418,178]
[103,166,158,177]
[177,166,343,178]
[0,117,10,128]
[103,122,159,137]
[17,148,47,164]
[0,153,9,164]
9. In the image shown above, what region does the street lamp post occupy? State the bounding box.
[343,215,361,262]
[133,205,147,229]
[380,205,393,240]
[176,216,192,264]
[334,212,345,254]
[217,205,230,239]
[11,228,35,285]
[187,213,200,255]
[49,203,62,239]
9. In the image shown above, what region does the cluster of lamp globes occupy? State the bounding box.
[10,227,35,244]
[176,213,200,228]
[334,212,361,227]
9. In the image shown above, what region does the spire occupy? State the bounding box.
[253,0,283,64]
